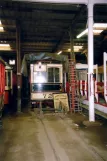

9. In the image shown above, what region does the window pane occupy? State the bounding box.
[5,72,7,86]
[8,71,11,86]
[55,68,59,82]
[34,71,47,83]
[48,68,54,82]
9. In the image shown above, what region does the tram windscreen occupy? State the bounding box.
[32,84,61,92]
[33,71,47,83]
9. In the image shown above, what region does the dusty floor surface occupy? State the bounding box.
[0,110,107,161]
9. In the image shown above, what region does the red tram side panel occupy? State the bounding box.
[0,60,5,109]
[4,66,12,105]
[0,58,5,128]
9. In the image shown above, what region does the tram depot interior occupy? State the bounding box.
[0,1,107,161]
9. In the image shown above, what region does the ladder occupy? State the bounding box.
[69,59,81,112]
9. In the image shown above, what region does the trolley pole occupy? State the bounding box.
[16,20,21,113]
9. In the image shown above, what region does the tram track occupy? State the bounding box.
[31,111,69,161]
[39,118,60,161]
[58,114,107,161]
[31,111,107,161]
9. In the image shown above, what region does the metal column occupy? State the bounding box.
[88,0,95,121]
[16,21,21,113]
[69,27,74,60]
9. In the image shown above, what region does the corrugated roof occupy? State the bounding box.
[0,1,106,64]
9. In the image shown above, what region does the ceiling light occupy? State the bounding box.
[93,23,107,29]
[77,29,103,38]
[68,46,83,52]
[68,49,79,52]
[0,20,4,32]
[77,29,88,38]
[77,23,107,38]
[74,46,83,49]
[9,60,15,65]
[93,29,103,34]
[0,44,10,47]
[74,49,80,52]
[0,44,11,50]
[68,48,71,52]
[0,26,4,31]
[57,51,62,55]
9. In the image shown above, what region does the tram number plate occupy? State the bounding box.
[31,93,53,100]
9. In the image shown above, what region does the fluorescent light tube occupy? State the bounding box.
[0,44,11,50]
[68,46,83,52]
[0,26,4,31]
[0,44,10,47]
[93,23,107,28]
[77,29,88,38]
[57,51,62,55]
[93,29,103,34]
[77,29,103,38]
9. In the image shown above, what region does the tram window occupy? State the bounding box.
[48,67,60,83]
[8,71,11,86]
[102,74,104,82]
[33,71,47,83]
[55,68,60,82]
[48,68,54,82]
[5,71,7,86]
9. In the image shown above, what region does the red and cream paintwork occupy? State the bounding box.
[4,65,12,105]
[0,58,5,127]
[30,63,63,101]
[0,58,5,110]
[76,52,107,117]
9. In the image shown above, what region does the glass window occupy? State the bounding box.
[34,71,47,83]
[8,71,11,86]
[48,67,60,83]
[55,68,59,82]
[48,68,54,82]
[5,71,7,86]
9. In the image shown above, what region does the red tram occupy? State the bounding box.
[0,58,13,128]
[0,58,5,128]
[4,65,12,105]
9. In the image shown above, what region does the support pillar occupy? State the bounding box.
[88,0,95,121]
[69,27,74,60]
[16,21,21,113]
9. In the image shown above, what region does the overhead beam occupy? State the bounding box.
[13,0,107,4]
[52,5,86,53]
[0,24,16,28]
[0,16,81,23]
[0,4,85,15]
[94,0,107,4]
[13,0,88,4]
[0,7,79,15]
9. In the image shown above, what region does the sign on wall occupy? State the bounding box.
[53,93,69,112]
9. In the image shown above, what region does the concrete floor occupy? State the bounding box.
[0,110,107,161]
